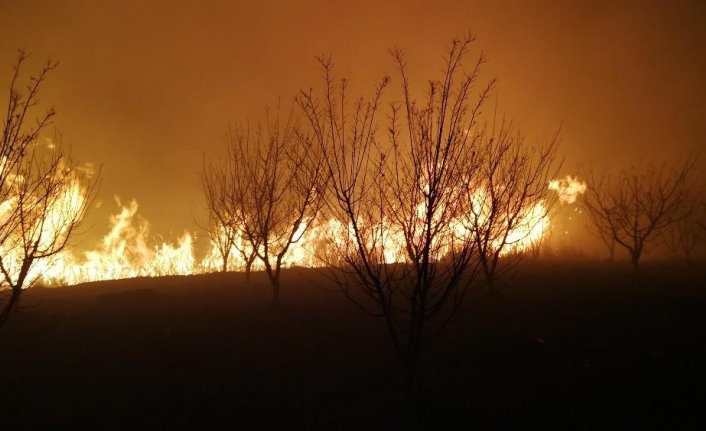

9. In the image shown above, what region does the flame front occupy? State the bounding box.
[3,178,583,287]
[43,199,196,285]
[1,168,88,288]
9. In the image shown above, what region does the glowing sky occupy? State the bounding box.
[1,0,705,250]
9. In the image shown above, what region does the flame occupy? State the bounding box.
[462,187,550,256]
[42,199,196,285]
[548,175,587,204]
[1,169,88,288]
[2,173,585,287]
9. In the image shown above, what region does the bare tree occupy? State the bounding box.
[698,201,706,232]
[201,155,238,273]
[1,51,99,329]
[211,220,236,273]
[660,196,705,263]
[580,155,699,275]
[204,107,326,302]
[583,208,618,260]
[299,34,495,400]
[661,217,703,263]
[202,130,260,281]
[462,117,561,291]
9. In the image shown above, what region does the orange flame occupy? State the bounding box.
[1,169,88,287]
[2,176,584,287]
[548,175,587,204]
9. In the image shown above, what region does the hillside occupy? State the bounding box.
[1,261,705,429]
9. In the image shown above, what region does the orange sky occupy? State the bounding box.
[1,0,705,250]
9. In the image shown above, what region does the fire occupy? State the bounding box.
[2,174,585,287]
[0,166,88,288]
[42,198,196,285]
[501,202,549,254]
[549,175,587,204]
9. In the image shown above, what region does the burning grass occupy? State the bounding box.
[7,177,587,288]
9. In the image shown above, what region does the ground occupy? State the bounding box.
[1,260,705,430]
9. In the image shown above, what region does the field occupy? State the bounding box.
[1,261,705,430]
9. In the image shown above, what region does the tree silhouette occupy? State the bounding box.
[661,212,704,263]
[0,50,99,329]
[203,107,326,301]
[299,33,496,400]
[580,155,699,274]
[659,185,706,263]
[583,206,618,260]
[462,117,561,291]
[201,152,250,275]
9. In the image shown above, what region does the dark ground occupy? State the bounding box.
[1,261,705,430]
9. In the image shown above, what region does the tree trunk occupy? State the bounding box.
[244,251,257,285]
[631,251,641,276]
[1,261,31,330]
[271,277,280,304]
[0,287,22,330]
[244,260,253,284]
[479,253,493,293]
